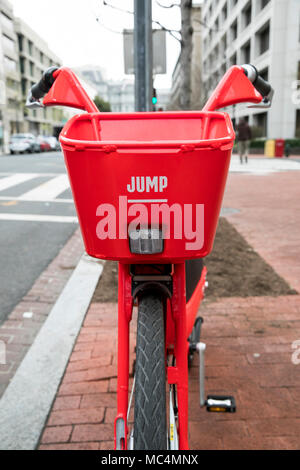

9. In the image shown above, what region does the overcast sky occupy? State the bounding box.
[10,0,182,89]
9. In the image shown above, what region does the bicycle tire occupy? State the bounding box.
[134,293,167,450]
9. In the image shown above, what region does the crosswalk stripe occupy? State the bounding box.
[0,174,38,192]
[19,175,70,201]
[0,213,78,223]
[0,196,73,203]
[0,173,63,177]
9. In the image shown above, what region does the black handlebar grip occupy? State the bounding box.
[31,66,59,100]
[253,75,272,97]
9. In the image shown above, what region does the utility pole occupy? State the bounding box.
[134,0,153,112]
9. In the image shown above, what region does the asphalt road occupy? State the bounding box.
[0,152,78,324]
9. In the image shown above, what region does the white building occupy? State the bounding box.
[74,66,135,113]
[108,80,135,113]
[74,66,109,102]
[0,0,22,153]
[202,0,300,139]
[14,18,63,136]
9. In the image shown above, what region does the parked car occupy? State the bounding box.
[45,136,61,151]
[37,135,51,152]
[9,134,40,154]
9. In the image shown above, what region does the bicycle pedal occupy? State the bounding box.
[206,395,236,413]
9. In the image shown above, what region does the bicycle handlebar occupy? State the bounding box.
[253,75,272,97]
[26,67,99,113]
[241,64,273,108]
[26,67,59,108]
[27,64,273,114]
[31,66,59,100]
[203,63,274,112]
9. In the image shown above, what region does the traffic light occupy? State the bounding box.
[152,88,157,106]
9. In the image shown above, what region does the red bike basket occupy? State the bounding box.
[60,111,235,263]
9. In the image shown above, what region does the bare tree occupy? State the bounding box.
[180,0,193,110]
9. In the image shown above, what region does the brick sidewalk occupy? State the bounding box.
[0,229,83,398]
[223,171,300,292]
[39,169,300,450]
[39,295,300,450]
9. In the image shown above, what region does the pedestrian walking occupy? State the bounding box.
[236,118,252,164]
[285,142,290,158]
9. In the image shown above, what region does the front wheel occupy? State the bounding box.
[134,293,167,450]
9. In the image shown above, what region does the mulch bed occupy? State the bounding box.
[93,218,297,303]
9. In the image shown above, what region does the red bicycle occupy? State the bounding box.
[27,64,273,450]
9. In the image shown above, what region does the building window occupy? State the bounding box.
[230,52,237,66]
[3,34,15,53]
[260,0,270,10]
[4,56,16,72]
[28,40,33,55]
[6,78,18,90]
[241,41,251,63]
[40,52,44,64]
[213,44,219,68]
[230,20,238,41]
[20,57,25,74]
[29,61,34,76]
[254,112,267,137]
[221,34,227,55]
[1,12,14,32]
[21,78,27,95]
[222,3,228,23]
[18,34,23,52]
[243,1,252,28]
[256,22,270,56]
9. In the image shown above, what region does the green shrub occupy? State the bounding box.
[284,139,300,148]
[249,138,300,149]
[250,139,266,149]
[94,96,111,112]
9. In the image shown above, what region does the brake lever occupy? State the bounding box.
[248,88,274,109]
[26,91,45,109]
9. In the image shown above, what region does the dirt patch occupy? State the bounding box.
[205,218,297,301]
[93,260,119,303]
[93,218,297,303]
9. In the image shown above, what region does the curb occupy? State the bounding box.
[0,254,104,450]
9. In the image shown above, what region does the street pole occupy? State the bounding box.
[134,0,153,112]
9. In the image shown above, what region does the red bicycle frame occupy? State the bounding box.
[36,64,267,450]
[115,262,207,450]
